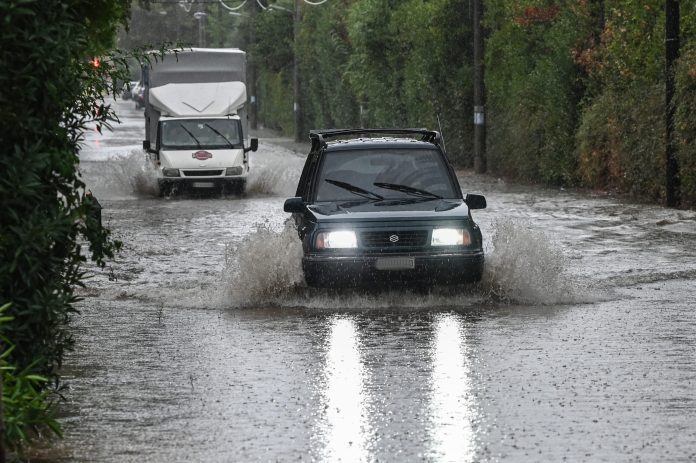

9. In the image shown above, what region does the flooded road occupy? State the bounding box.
[43,99,696,462]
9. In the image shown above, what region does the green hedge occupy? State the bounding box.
[1,0,129,452]
[160,0,696,206]
[676,43,696,206]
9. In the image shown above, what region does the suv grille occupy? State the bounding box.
[182,170,224,177]
[360,230,428,248]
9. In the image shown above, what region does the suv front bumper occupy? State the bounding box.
[302,251,484,288]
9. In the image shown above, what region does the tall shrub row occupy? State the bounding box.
[0,0,129,453]
[249,0,476,164]
[242,0,696,206]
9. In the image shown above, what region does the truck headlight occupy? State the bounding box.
[225,166,243,176]
[431,228,471,246]
[162,168,180,177]
[315,231,357,249]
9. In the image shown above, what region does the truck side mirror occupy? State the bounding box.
[143,140,151,152]
[245,138,259,153]
[465,194,487,210]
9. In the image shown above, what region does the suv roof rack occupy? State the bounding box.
[309,128,441,151]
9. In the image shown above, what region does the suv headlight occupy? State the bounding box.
[431,228,471,246]
[162,168,180,177]
[226,166,243,176]
[315,231,357,249]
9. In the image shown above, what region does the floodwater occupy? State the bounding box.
[37,99,696,462]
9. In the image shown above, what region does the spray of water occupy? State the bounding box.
[81,150,159,198]
[480,218,583,305]
[245,144,304,197]
[218,217,586,309]
[220,221,305,307]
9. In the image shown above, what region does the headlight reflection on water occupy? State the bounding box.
[429,314,477,462]
[314,314,479,462]
[319,317,372,462]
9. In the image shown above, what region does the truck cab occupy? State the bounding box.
[141,48,258,195]
[152,115,257,195]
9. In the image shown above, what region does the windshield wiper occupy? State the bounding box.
[373,182,442,199]
[374,197,439,206]
[177,123,201,148]
[325,178,384,201]
[203,123,238,148]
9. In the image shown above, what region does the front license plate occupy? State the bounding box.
[192,182,215,188]
[375,257,415,271]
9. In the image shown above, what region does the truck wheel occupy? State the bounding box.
[224,180,246,197]
[158,180,171,197]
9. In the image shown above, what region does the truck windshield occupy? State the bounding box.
[315,148,458,202]
[160,119,243,150]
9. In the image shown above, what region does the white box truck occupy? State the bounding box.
[142,48,258,195]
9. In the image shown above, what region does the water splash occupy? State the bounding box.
[220,221,305,307]
[81,150,159,199]
[481,218,584,305]
[246,144,304,197]
[219,218,586,309]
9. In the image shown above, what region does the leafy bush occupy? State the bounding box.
[676,43,696,205]
[485,0,587,184]
[1,304,61,453]
[298,0,360,130]
[577,84,665,200]
[575,0,669,200]
[0,0,130,452]
[262,0,695,202]
[257,68,295,135]
[251,7,295,135]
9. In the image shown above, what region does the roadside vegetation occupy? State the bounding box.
[121,0,696,207]
[0,0,130,457]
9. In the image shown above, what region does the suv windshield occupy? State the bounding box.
[160,119,243,150]
[315,148,457,202]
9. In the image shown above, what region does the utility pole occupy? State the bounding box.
[249,1,258,130]
[218,2,224,47]
[293,0,302,143]
[473,0,486,173]
[665,0,680,207]
[194,4,207,48]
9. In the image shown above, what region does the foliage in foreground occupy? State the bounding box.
[1,304,61,453]
[0,0,131,452]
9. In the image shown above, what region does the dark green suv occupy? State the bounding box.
[284,128,487,288]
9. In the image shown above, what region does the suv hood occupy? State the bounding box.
[307,199,470,223]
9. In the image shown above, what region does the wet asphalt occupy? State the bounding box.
[35,99,696,462]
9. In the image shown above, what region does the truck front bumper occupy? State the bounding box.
[158,177,246,194]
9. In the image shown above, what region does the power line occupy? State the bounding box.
[149,0,329,5]
[218,0,247,11]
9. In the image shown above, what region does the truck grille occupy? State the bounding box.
[360,230,428,248]
[182,170,224,177]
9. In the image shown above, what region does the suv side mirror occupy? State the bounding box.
[465,193,487,210]
[245,138,259,153]
[284,197,305,213]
